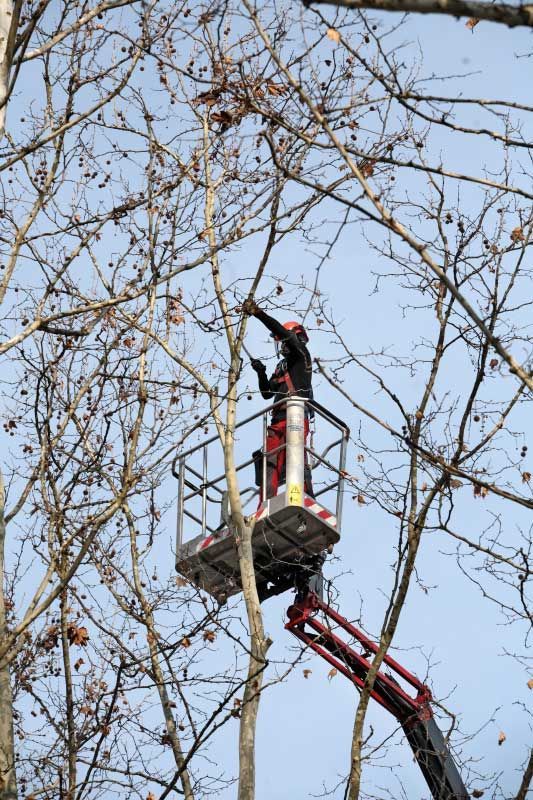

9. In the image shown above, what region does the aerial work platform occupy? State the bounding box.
[172,398,349,602]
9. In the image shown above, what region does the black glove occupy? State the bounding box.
[251,359,266,373]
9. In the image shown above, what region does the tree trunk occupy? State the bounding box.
[223,397,270,800]
[0,666,17,800]
[0,470,17,800]
[0,0,21,136]
[236,523,269,800]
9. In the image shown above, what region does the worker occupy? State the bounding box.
[242,299,314,501]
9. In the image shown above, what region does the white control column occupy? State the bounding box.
[285,397,305,506]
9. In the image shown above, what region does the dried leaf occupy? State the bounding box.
[203,630,216,642]
[326,27,341,43]
[359,161,374,178]
[357,454,365,463]
[67,624,90,647]
[357,494,366,505]
[489,358,499,369]
[169,298,184,326]
[498,730,506,745]
[472,790,484,798]
[328,668,337,681]
[74,658,85,672]
[303,668,312,679]
[211,110,233,125]
[511,226,525,242]
[42,625,59,651]
[122,337,134,348]
[527,677,533,689]
[80,705,93,716]
[266,83,288,97]
[450,479,462,489]
[465,17,479,29]
[522,472,531,483]
[195,93,218,107]
[147,792,157,800]
[180,636,191,648]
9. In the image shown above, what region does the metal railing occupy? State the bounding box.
[172,398,350,549]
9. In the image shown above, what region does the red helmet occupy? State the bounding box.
[272,320,309,342]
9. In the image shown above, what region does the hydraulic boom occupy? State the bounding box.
[286,592,468,800]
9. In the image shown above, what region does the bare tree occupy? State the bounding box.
[2,2,533,800]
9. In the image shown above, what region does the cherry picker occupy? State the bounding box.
[173,398,469,800]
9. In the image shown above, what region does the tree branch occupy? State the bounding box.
[516,749,533,800]
[304,0,533,29]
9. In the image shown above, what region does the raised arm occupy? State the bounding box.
[242,300,305,356]
[254,309,288,341]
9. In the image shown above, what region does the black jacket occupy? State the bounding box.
[254,310,312,422]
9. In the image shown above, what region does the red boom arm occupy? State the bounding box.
[286,592,468,800]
